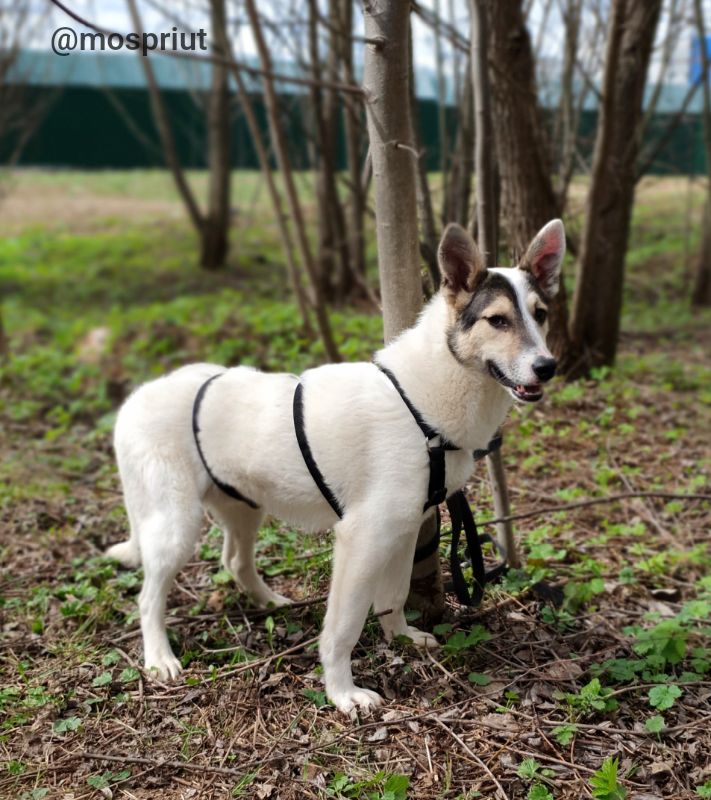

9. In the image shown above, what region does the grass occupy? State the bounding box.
[0,171,710,799]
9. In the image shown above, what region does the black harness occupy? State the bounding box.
[192,366,508,607]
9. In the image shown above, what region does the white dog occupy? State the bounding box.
[107,220,565,714]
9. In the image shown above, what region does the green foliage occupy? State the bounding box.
[302,688,329,708]
[633,619,688,665]
[91,671,112,687]
[644,715,665,734]
[589,757,626,800]
[467,672,492,686]
[562,679,618,719]
[52,716,82,734]
[442,625,491,655]
[696,780,711,798]
[648,684,682,710]
[528,785,554,800]
[517,759,542,780]
[87,770,130,789]
[552,723,577,746]
[325,772,409,799]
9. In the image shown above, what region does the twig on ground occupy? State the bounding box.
[479,490,711,527]
[433,718,511,800]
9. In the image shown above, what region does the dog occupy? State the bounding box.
[107,219,565,714]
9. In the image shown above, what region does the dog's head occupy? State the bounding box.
[439,219,565,403]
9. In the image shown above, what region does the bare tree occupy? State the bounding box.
[569,0,663,372]
[126,0,227,271]
[362,0,445,620]
[469,0,520,569]
[0,1,55,176]
[337,0,367,285]
[692,0,711,307]
[553,0,583,208]
[481,0,571,361]
[245,0,342,362]
[202,0,231,271]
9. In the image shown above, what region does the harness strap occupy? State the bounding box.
[192,374,260,509]
[293,382,344,519]
[376,364,459,512]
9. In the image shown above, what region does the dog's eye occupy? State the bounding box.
[487,315,508,329]
[534,307,548,325]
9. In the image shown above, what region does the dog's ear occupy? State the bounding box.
[519,219,565,298]
[438,223,485,303]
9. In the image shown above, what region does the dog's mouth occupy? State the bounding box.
[487,361,543,403]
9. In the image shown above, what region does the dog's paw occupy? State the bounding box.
[405,626,438,649]
[330,686,384,716]
[254,588,291,609]
[144,652,182,681]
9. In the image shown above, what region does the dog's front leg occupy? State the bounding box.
[319,513,395,716]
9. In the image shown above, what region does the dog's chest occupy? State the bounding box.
[444,449,476,498]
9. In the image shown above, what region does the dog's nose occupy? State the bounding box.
[532,356,557,382]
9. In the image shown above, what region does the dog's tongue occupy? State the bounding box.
[516,383,541,396]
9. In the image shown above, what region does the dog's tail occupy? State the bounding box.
[105,538,141,569]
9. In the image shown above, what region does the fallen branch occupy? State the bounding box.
[77,751,244,780]
[478,491,711,527]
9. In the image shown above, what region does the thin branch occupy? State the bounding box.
[433,718,511,800]
[478,491,711,528]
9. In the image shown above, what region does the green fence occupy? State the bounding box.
[5,85,707,175]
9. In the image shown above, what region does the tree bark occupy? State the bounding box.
[363,0,445,621]
[569,0,663,371]
[482,0,571,362]
[408,26,440,292]
[201,0,231,271]
[339,0,367,284]
[444,58,474,229]
[470,0,520,569]
[692,0,711,307]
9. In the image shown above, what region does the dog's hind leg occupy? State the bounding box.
[136,501,203,681]
[205,494,290,608]
[373,531,438,650]
[105,515,141,568]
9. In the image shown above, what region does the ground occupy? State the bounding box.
[1,172,710,800]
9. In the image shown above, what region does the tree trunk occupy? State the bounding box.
[482,0,571,362]
[363,0,444,621]
[445,58,474,229]
[554,0,582,209]
[408,27,440,292]
[225,47,313,334]
[126,0,204,238]
[201,0,231,271]
[339,0,367,284]
[569,0,663,371]
[245,0,341,363]
[470,0,520,569]
[692,0,711,307]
